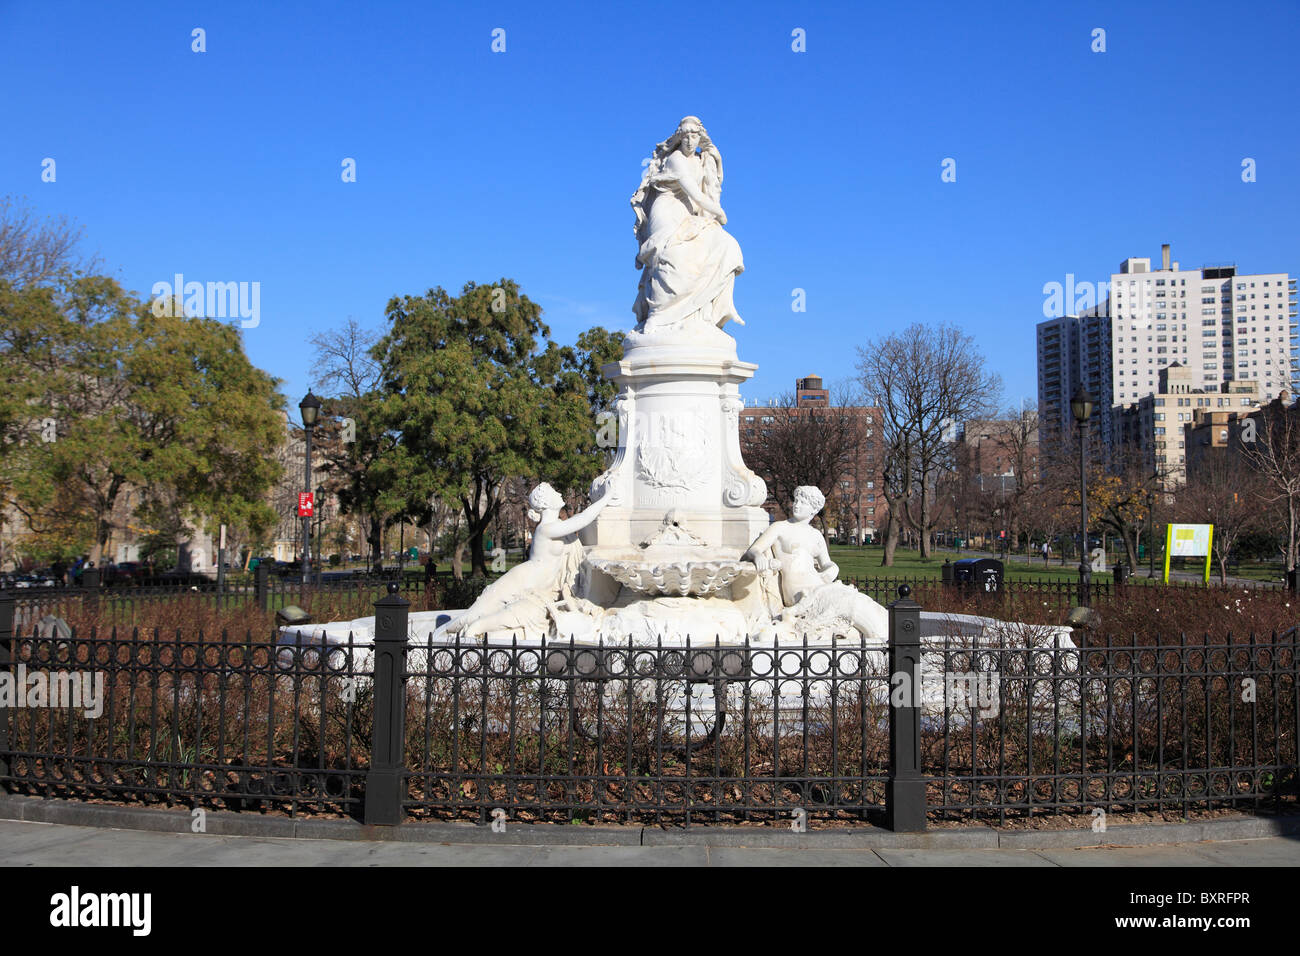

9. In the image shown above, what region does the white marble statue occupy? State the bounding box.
[631,116,745,334]
[448,483,608,639]
[742,486,889,642]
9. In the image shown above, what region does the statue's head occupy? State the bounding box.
[527,482,565,522]
[791,486,826,521]
[675,116,705,154]
[655,116,711,161]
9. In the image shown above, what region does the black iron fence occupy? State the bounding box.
[0,607,370,818]
[10,564,440,625]
[1,587,1296,829]
[848,576,1115,610]
[16,569,1273,630]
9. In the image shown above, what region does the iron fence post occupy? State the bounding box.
[886,584,927,832]
[0,591,11,783]
[255,562,269,613]
[365,582,410,826]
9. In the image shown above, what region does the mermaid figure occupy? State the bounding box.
[448,483,608,640]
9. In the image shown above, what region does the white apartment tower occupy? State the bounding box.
[1038,244,1298,461]
[1110,244,1297,406]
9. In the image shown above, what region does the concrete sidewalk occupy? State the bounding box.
[2,818,1297,866]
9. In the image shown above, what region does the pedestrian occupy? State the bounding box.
[1041,541,1050,566]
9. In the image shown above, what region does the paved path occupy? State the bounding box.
[1,819,1296,866]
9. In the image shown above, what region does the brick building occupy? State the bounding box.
[1185,386,1298,482]
[1116,363,1260,487]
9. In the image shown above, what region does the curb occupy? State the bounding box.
[2,795,1297,850]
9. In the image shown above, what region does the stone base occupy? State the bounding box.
[581,506,769,553]
[580,332,770,557]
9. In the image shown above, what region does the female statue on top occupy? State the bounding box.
[630,116,745,334]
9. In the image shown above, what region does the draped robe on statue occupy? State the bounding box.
[632,150,744,332]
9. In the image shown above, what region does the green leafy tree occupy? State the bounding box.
[10,282,285,563]
[373,280,607,577]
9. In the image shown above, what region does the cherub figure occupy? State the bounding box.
[743,486,888,642]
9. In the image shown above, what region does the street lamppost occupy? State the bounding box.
[299,391,321,586]
[314,483,325,584]
[1071,385,1094,607]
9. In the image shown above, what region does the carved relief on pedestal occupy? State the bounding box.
[719,395,768,507]
[635,408,712,493]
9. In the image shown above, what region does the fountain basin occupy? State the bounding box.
[586,556,755,596]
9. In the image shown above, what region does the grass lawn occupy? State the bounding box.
[829,545,1113,583]
[305,545,1286,586]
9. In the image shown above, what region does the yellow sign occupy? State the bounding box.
[1164,523,1214,584]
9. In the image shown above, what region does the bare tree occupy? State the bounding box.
[742,391,866,532]
[987,403,1039,552]
[1240,398,1300,574]
[309,317,382,398]
[1174,455,1262,585]
[1019,457,1075,567]
[0,196,100,288]
[309,318,393,568]
[857,324,1002,561]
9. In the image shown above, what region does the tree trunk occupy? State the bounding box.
[1289,498,1299,573]
[881,511,900,566]
[451,538,466,581]
[918,488,932,559]
[470,530,487,577]
[462,494,497,578]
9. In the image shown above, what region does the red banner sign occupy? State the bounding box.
[298,492,314,517]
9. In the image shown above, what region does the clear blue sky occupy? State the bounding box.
[4,0,1297,415]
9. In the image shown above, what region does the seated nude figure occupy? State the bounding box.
[742,486,888,642]
[448,483,608,640]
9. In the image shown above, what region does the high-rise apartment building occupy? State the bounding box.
[1036,310,1111,455]
[1038,244,1298,468]
[1110,245,1296,405]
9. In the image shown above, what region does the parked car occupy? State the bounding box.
[10,573,56,589]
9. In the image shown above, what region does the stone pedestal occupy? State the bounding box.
[579,325,769,558]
